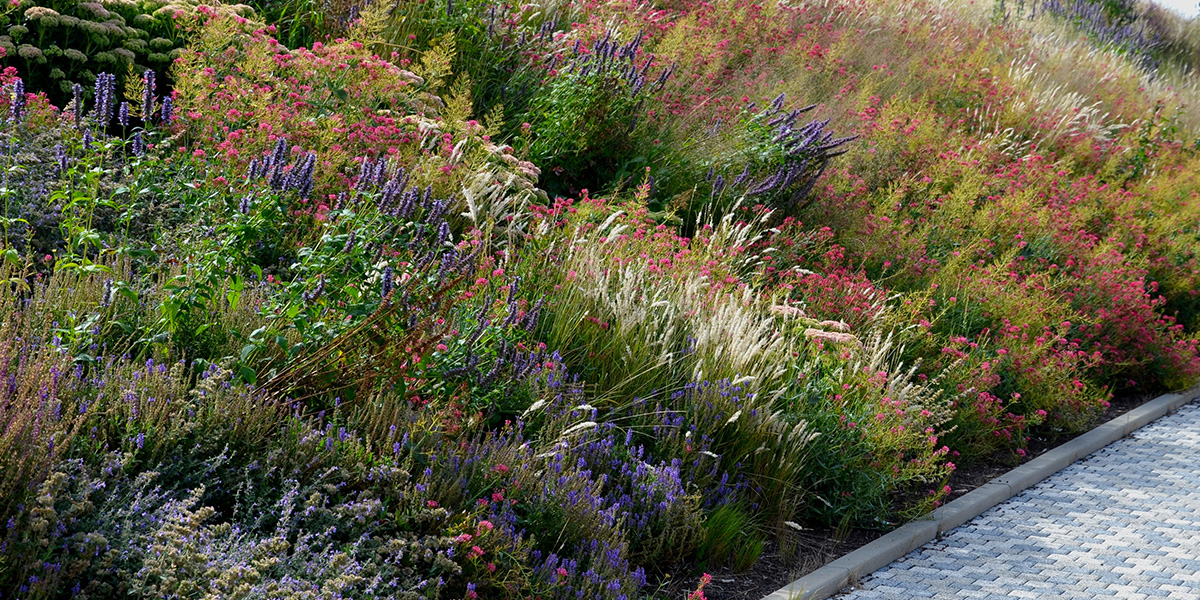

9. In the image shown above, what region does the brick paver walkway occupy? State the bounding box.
[836,401,1200,599]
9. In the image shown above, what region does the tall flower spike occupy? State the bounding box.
[732,164,751,187]
[357,157,373,187]
[375,161,389,188]
[304,276,325,303]
[142,70,156,121]
[72,83,84,127]
[93,72,115,127]
[131,131,144,156]
[8,77,24,123]
[160,96,173,124]
[267,138,289,189]
[437,249,456,282]
[381,266,394,299]
[53,143,67,174]
[295,152,318,199]
[770,92,786,112]
[270,137,288,168]
[118,102,130,127]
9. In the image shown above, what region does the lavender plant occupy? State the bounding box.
[684,93,856,218]
[523,29,668,195]
[0,68,180,263]
[1039,0,1162,69]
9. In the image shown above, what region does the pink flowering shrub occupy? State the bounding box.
[172,15,492,201]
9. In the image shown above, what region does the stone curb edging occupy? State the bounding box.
[760,385,1200,600]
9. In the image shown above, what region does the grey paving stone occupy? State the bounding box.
[835,401,1200,600]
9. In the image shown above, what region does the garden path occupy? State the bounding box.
[834,400,1200,599]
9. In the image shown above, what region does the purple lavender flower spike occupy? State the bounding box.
[72,83,84,127]
[8,78,24,123]
[436,220,451,246]
[53,143,68,173]
[142,70,156,120]
[381,266,394,299]
[93,72,116,126]
[770,92,786,112]
[160,96,173,124]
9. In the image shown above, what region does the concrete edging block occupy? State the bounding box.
[759,385,1200,600]
[932,482,1012,533]
[761,566,849,600]
[992,452,1072,493]
[822,520,937,578]
[1118,396,1172,433]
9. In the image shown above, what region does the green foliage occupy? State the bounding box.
[1,0,255,105]
[522,69,647,195]
[1117,101,1185,182]
[247,0,350,48]
[696,504,764,570]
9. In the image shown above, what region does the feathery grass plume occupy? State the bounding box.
[529,199,793,402]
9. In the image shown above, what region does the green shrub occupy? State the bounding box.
[1,0,255,106]
[246,0,354,48]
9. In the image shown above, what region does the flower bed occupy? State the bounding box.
[1,0,1198,597]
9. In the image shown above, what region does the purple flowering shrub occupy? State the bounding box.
[1036,0,1161,68]
[4,392,473,599]
[423,371,693,596]
[522,29,669,196]
[716,96,856,210]
[428,275,553,419]
[0,69,188,263]
[520,398,704,568]
[648,93,856,220]
[621,381,810,519]
[177,140,483,377]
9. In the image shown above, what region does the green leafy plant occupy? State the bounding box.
[2,0,255,104]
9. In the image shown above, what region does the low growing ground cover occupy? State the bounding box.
[1,0,1199,597]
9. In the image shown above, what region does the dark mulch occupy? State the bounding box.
[691,389,1163,600]
[698,527,880,600]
